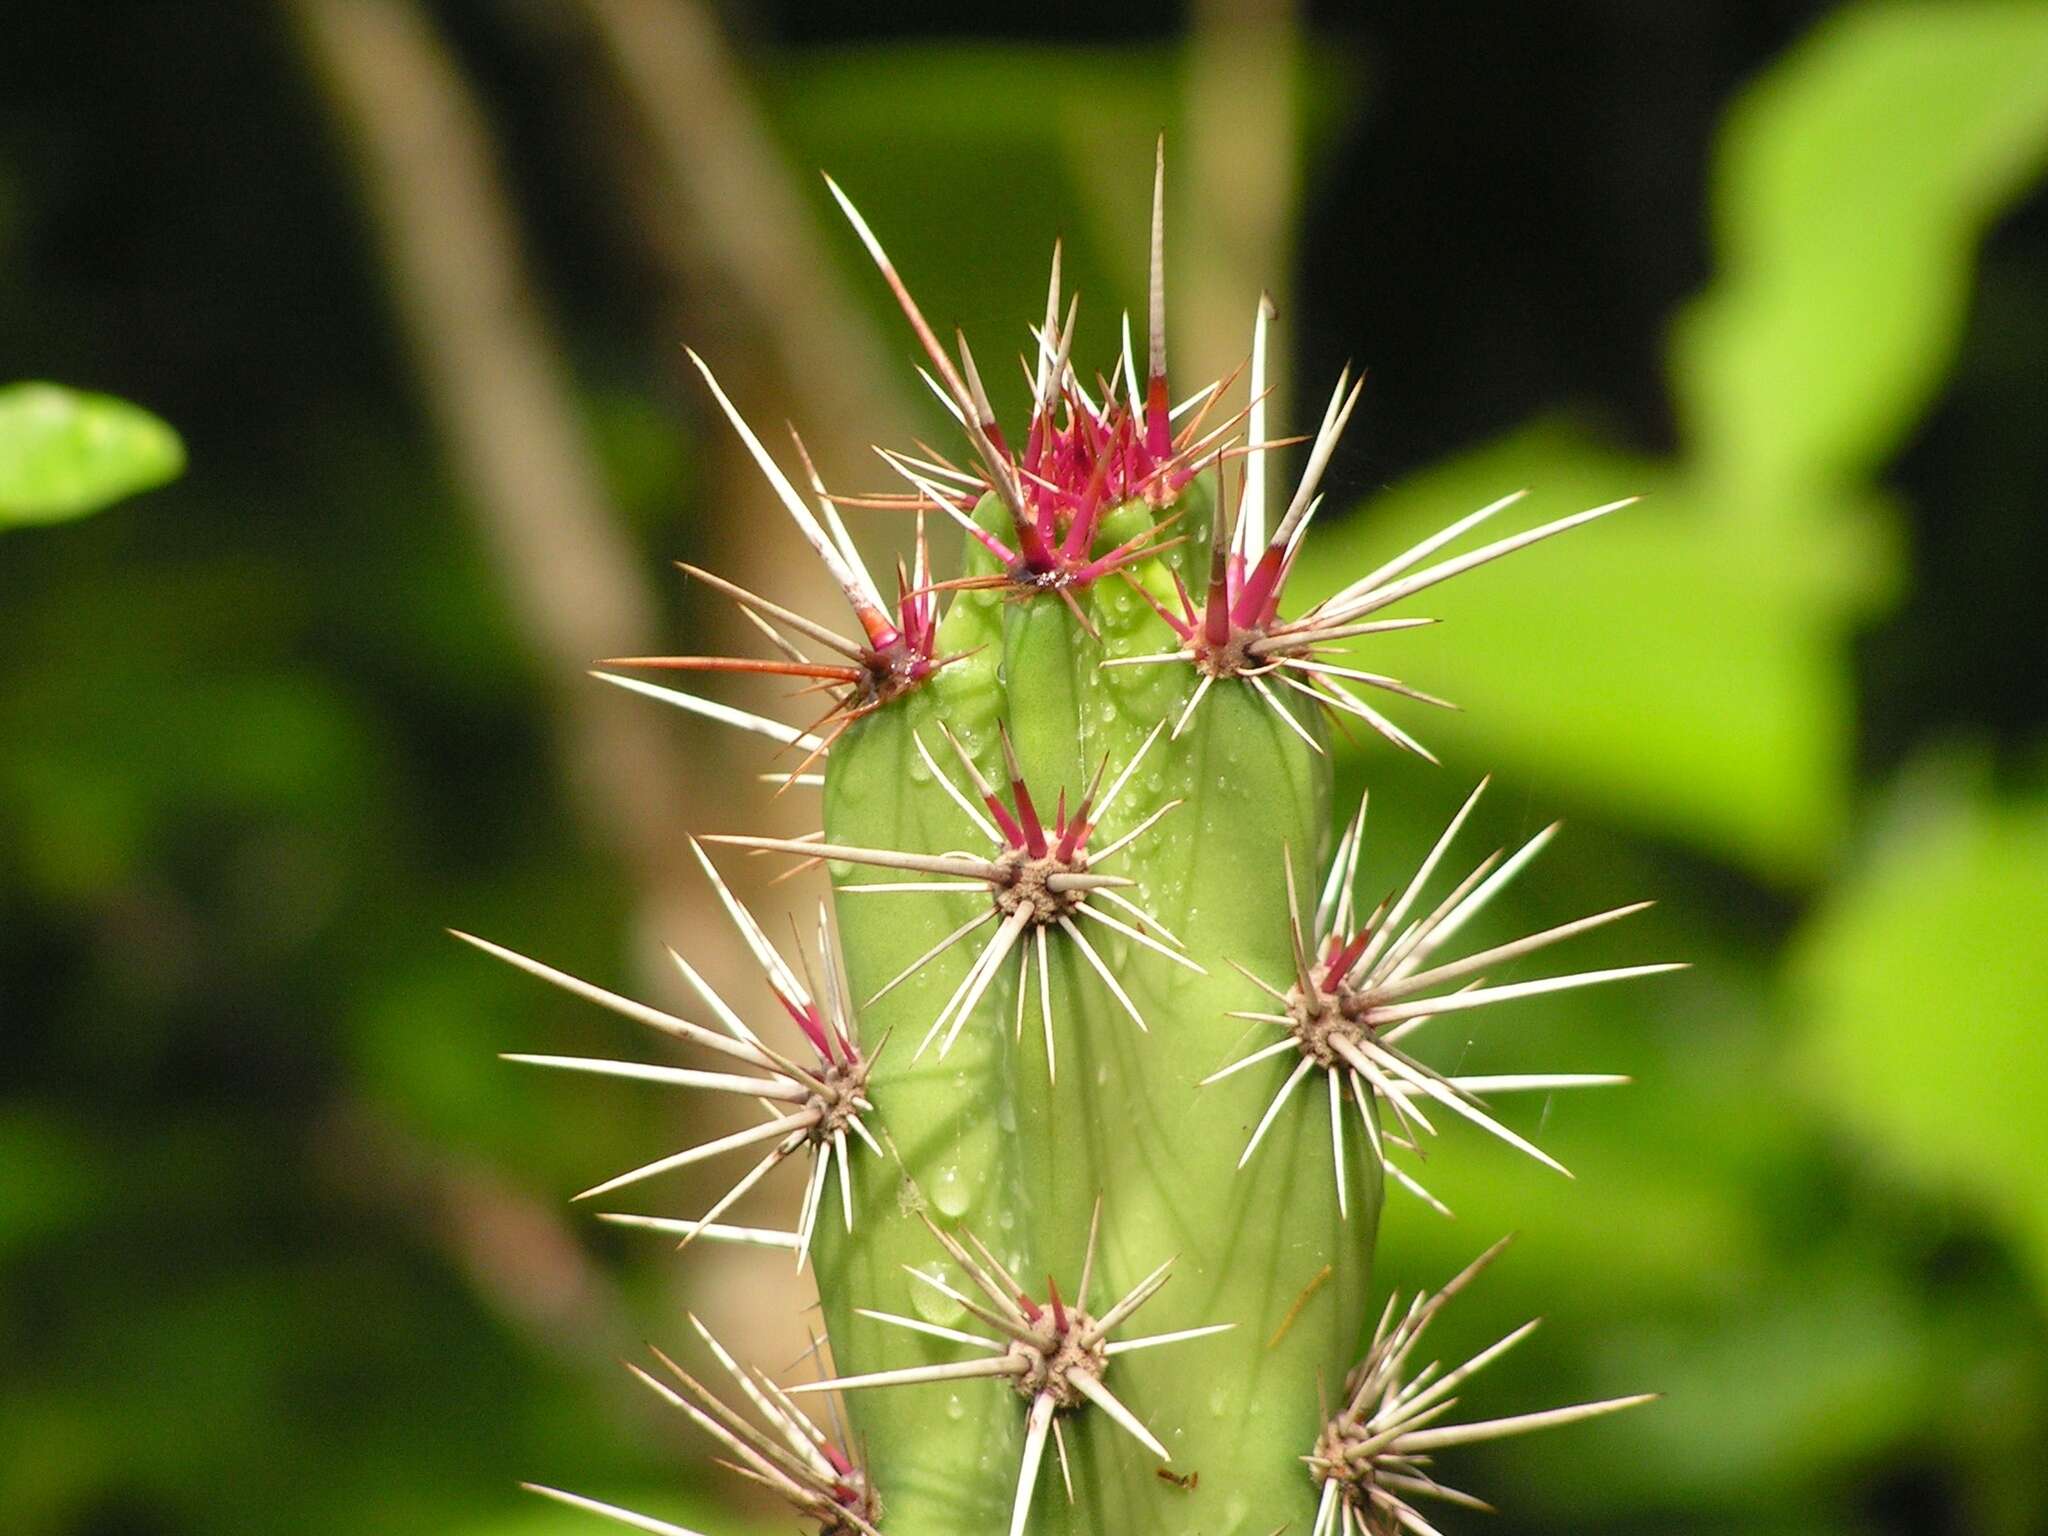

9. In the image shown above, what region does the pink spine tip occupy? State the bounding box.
[1010,779,1048,859]
[777,990,835,1063]
[1231,546,1286,629]
[1203,537,1233,651]
[1325,933,1371,988]
[1054,808,1090,864]
[854,606,904,652]
[981,792,1026,850]
[1145,373,1173,460]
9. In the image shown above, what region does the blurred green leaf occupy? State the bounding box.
[0,1108,109,1264]
[1790,779,2048,1299]
[1672,2,2048,493]
[768,43,1353,417]
[0,381,185,525]
[1297,424,1894,878]
[1302,3,2048,879]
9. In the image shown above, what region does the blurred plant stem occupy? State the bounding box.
[317,1096,641,1372]
[571,0,919,462]
[316,1097,804,1504]
[1183,0,1300,417]
[552,0,921,683]
[289,0,712,932]
[289,0,817,1429]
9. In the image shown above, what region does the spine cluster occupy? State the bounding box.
[472,145,1675,1536]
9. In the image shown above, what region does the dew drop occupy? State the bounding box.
[944,1393,966,1421]
[909,1263,965,1324]
[931,1163,971,1217]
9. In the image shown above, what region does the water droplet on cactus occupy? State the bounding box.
[930,1163,971,1216]
[909,1263,964,1325]
[944,1394,966,1421]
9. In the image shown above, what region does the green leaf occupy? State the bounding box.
[1297,4,2048,878]
[766,43,1354,410]
[1789,776,2048,1300]
[1295,422,1894,880]
[1672,2,2048,494]
[0,381,185,526]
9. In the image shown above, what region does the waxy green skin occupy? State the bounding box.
[817,485,1379,1535]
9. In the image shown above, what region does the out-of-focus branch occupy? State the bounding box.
[313,1095,812,1526]
[572,0,919,468]
[289,0,712,937]
[1184,0,1302,420]
[316,1097,641,1371]
[289,0,821,1417]
[555,0,923,693]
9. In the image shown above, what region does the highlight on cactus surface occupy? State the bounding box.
[469,143,1677,1536]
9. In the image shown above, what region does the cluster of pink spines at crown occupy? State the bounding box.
[940,370,1193,593]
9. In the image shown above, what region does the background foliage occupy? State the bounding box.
[4,3,2046,1534]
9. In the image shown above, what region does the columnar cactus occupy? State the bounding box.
[468,148,1677,1536]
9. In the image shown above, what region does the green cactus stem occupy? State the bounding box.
[468,145,1670,1536]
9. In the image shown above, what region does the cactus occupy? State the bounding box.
[466,147,1677,1536]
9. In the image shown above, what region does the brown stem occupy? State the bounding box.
[1185,0,1302,419]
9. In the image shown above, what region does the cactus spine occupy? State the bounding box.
[478,147,1673,1536]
